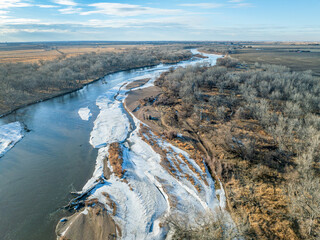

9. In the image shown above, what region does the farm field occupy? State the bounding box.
[0,42,152,63]
[230,42,320,76]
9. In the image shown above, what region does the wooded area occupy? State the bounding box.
[153,57,320,239]
[0,46,192,115]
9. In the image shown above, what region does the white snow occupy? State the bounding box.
[78,107,92,121]
[82,208,89,215]
[89,90,131,148]
[75,50,232,239]
[0,122,24,158]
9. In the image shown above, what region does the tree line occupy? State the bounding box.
[0,46,192,115]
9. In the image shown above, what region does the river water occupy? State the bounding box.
[0,50,220,240]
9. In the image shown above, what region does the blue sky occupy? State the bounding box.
[0,0,319,42]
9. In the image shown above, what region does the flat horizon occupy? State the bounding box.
[1,0,319,42]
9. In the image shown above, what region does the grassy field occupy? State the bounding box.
[230,42,320,76]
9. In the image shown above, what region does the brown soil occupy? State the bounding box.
[125,78,151,90]
[124,86,162,132]
[56,204,118,240]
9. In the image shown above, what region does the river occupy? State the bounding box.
[0,50,221,240]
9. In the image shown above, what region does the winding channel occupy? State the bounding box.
[0,50,223,240]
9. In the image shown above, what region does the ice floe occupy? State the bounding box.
[0,122,24,158]
[78,107,92,121]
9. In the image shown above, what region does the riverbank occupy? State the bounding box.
[0,62,181,118]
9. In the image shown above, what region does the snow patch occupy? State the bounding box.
[82,208,89,215]
[89,90,130,148]
[78,107,92,121]
[0,122,24,158]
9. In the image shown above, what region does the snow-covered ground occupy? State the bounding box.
[73,51,232,239]
[0,122,24,158]
[78,107,92,121]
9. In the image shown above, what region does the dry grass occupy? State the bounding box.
[103,192,118,216]
[166,211,244,240]
[0,44,149,63]
[230,43,320,76]
[84,198,99,207]
[108,142,125,178]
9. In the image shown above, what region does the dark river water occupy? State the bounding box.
[0,51,220,240]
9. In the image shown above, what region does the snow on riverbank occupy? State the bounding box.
[89,91,130,148]
[0,122,24,158]
[78,107,92,121]
[69,50,231,239]
[84,111,230,239]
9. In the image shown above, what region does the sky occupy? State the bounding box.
[0,0,319,42]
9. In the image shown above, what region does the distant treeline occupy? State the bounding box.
[198,44,241,54]
[0,46,192,115]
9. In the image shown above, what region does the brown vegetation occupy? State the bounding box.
[108,142,125,178]
[166,211,246,240]
[103,192,118,216]
[199,42,320,76]
[141,57,320,239]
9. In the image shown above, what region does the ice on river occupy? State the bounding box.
[78,107,92,121]
[0,122,24,158]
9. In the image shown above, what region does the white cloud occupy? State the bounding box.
[179,3,224,9]
[228,0,252,8]
[0,17,40,25]
[0,1,58,10]
[22,28,69,33]
[0,10,9,15]
[59,6,81,14]
[81,3,181,17]
[0,0,32,9]
[0,28,69,34]
[53,0,77,6]
[84,16,203,29]
[231,3,252,8]
[36,4,58,8]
